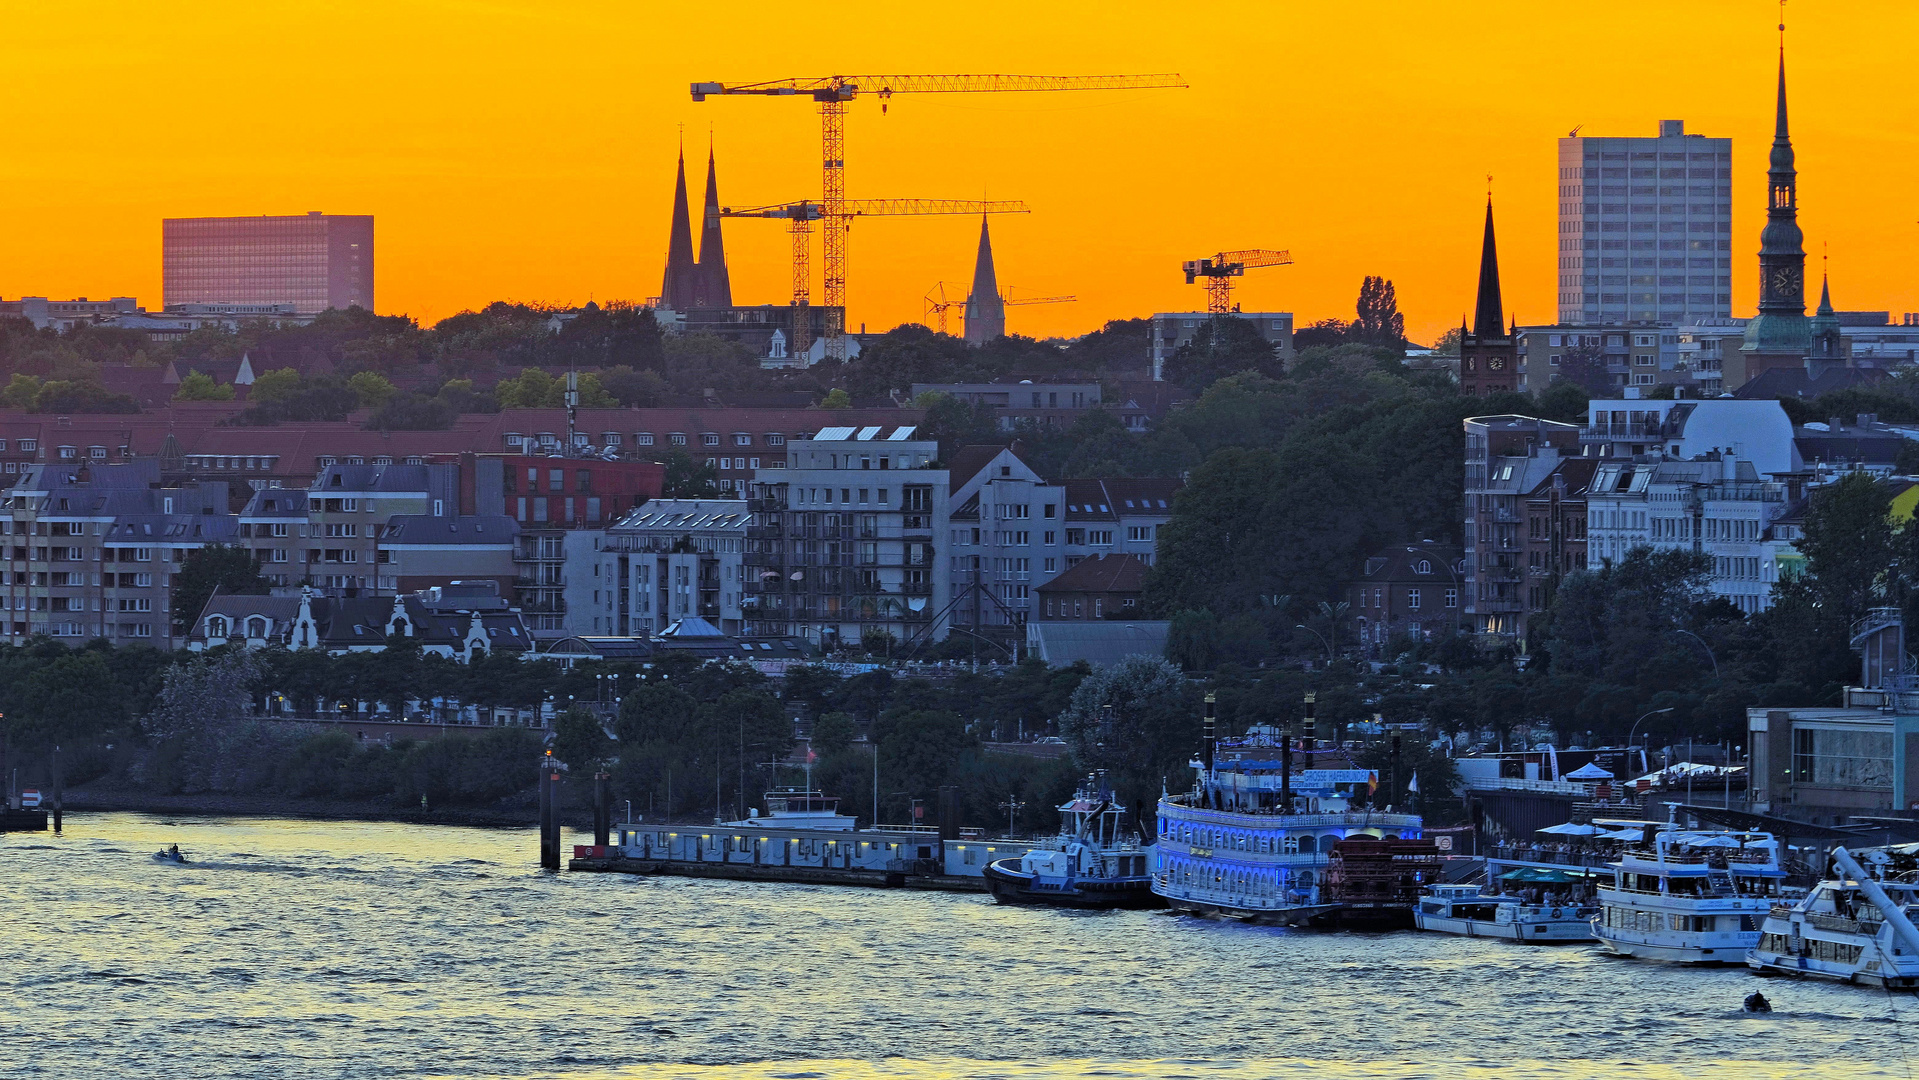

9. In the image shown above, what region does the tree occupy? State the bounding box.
[552,705,612,769]
[1352,276,1406,349]
[819,388,852,409]
[657,449,720,498]
[1554,342,1613,395]
[599,365,668,408]
[1,374,43,409]
[1162,317,1282,392]
[1291,318,1351,350]
[1429,327,1462,355]
[1055,655,1195,836]
[346,370,399,409]
[811,711,858,754]
[917,392,1000,461]
[249,368,304,405]
[170,543,270,635]
[1534,380,1590,423]
[172,372,235,402]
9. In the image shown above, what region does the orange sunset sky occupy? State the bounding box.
[1,1,1914,346]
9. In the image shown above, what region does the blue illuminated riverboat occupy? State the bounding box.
[1152,694,1432,928]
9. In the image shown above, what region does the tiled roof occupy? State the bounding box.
[1038,553,1150,594]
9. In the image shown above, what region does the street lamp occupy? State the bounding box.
[1628,706,1675,770]
[1671,629,1719,679]
[1295,623,1333,661]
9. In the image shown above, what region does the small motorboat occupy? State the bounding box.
[152,848,189,864]
[1743,992,1772,1014]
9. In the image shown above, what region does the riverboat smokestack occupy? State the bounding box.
[1302,692,1316,764]
[1202,692,1216,773]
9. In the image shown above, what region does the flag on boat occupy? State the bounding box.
[1408,772,1419,794]
[1367,771,1378,795]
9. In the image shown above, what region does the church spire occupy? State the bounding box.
[1471,196,1505,339]
[1743,17,1812,360]
[660,145,699,312]
[963,216,1005,344]
[695,141,732,308]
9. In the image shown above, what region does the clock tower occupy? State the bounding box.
[1458,196,1517,396]
[1740,45,1813,376]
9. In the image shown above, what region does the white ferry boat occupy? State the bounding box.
[1591,826,1784,963]
[1153,694,1432,927]
[1413,884,1597,943]
[1748,845,1919,989]
[982,772,1158,909]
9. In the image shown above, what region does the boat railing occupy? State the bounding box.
[1806,911,1867,934]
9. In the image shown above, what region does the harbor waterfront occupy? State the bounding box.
[6,813,1917,1080]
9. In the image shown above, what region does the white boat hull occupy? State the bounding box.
[1592,923,1756,963]
[1416,911,1595,943]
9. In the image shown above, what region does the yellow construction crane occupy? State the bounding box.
[691,73,1186,359]
[1182,249,1293,315]
[923,282,1075,336]
[716,199,1028,357]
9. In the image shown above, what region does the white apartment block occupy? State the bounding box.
[1586,456,1789,614]
[565,499,749,638]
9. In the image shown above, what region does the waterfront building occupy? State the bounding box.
[570,498,750,637]
[186,580,532,662]
[1556,119,1733,326]
[163,212,373,314]
[743,426,950,648]
[1149,312,1293,382]
[0,458,233,648]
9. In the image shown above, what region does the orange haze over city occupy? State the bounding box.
[1,1,1914,346]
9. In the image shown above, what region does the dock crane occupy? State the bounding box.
[691,73,1186,359]
[923,282,1075,336]
[716,199,1028,358]
[1181,249,1293,315]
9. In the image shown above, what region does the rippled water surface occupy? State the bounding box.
[5,814,1919,1079]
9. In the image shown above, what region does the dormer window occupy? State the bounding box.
[207,616,231,638]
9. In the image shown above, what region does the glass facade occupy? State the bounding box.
[163,213,373,314]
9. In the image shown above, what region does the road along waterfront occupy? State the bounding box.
[3,813,1916,1080]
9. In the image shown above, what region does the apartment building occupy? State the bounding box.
[1556,120,1733,326]
[1462,415,1581,647]
[1150,312,1294,381]
[1345,543,1466,650]
[743,426,949,648]
[1585,456,1793,614]
[909,381,1103,430]
[0,458,233,647]
[567,498,749,637]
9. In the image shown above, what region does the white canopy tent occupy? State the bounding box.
[1565,762,1614,780]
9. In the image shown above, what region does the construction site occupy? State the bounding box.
[654,73,1206,364]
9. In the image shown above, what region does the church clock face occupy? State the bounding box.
[1488,356,1506,370]
[1770,266,1801,298]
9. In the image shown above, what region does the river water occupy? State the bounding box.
[4,813,1917,1080]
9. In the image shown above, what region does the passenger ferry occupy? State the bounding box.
[982,772,1159,909]
[1591,825,1784,963]
[1748,845,1919,989]
[1152,695,1431,926]
[1413,884,1597,943]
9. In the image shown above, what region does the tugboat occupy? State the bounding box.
[1747,844,1919,989]
[1152,692,1435,928]
[982,772,1159,909]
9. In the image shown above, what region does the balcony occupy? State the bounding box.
[1581,421,1665,441]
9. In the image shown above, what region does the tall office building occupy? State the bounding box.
[1556,120,1732,325]
[163,212,374,315]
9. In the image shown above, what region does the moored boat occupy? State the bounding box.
[1591,824,1783,963]
[982,773,1159,909]
[1152,693,1435,928]
[1413,884,1597,943]
[1747,844,1919,989]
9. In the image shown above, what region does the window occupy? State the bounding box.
[636,433,655,446]
[670,434,687,445]
[1445,588,1458,608]
[1127,525,1155,542]
[702,433,720,447]
[1408,589,1421,610]
[734,433,751,446]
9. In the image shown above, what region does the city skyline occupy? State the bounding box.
[1,2,1913,343]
